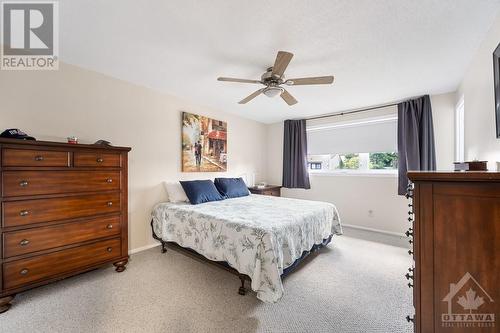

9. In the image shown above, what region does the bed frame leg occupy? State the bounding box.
[238,275,247,296]
[161,241,167,253]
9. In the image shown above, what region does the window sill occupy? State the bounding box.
[309,170,398,178]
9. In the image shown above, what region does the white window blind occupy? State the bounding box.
[306,107,398,155]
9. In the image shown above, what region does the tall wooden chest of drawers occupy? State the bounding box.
[0,138,131,313]
[406,171,499,333]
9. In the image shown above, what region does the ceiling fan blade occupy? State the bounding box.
[280,89,298,106]
[218,77,262,84]
[271,51,294,77]
[285,76,334,86]
[238,88,265,104]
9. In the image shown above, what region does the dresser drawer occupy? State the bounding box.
[2,149,70,167]
[2,170,120,197]
[3,216,120,258]
[3,238,121,290]
[3,193,120,227]
[74,152,121,168]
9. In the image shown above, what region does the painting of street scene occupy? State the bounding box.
[182,112,227,172]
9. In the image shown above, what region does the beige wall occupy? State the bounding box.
[432,93,456,170]
[457,13,500,170]
[0,63,268,252]
[266,93,456,235]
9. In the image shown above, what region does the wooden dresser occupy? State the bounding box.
[406,171,499,333]
[248,185,282,197]
[0,138,131,313]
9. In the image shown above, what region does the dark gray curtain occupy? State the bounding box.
[282,119,311,189]
[397,95,436,195]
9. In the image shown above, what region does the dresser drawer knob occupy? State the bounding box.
[34,155,44,161]
[405,229,413,237]
[107,247,113,252]
[19,210,29,216]
[97,158,104,163]
[408,267,414,273]
[406,315,414,323]
[106,224,113,229]
[106,178,113,183]
[407,282,413,288]
[19,239,30,246]
[19,180,29,187]
[107,201,113,207]
[408,249,413,256]
[405,273,414,280]
[20,268,29,276]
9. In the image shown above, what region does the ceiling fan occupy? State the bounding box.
[217,51,334,106]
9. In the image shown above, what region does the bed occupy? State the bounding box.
[151,194,342,303]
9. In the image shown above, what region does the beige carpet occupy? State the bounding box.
[0,236,413,333]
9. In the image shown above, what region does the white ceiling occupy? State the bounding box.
[60,0,500,123]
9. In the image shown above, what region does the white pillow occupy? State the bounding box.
[163,182,189,203]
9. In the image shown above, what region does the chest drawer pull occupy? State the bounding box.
[106,247,113,252]
[34,155,44,161]
[96,158,104,163]
[20,268,29,275]
[106,224,113,229]
[19,239,30,246]
[106,178,113,183]
[19,180,29,187]
[19,210,29,216]
[107,201,113,207]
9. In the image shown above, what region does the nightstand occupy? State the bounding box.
[248,185,282,197]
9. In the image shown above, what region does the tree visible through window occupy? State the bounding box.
[369,152,398,169]
[338,154,360,169]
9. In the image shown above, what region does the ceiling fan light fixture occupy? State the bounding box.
[263,86,284,98]
[217,51,334,105]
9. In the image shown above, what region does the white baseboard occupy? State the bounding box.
[341,224,409,248]
[341,223,404,237]
[128,243,160,255]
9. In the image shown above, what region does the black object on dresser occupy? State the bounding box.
[0,138,131,313]
[248,185,282,197]
[405,171,499,333]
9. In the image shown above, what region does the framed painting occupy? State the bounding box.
[494,42,500,138]
[181,112,227,172]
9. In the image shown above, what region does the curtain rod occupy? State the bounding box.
[305,95,424,121]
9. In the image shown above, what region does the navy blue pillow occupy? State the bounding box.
[214,177,249,199]
[179,180,224,205]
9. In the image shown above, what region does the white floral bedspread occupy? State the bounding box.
[151,194,342,303]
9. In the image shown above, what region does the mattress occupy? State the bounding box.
[151,194,342,302]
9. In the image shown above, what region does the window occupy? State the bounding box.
[455,96,465,161]
[308,152,398,173]
[306,107,398,175]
